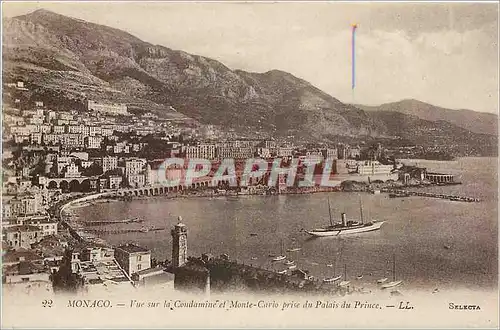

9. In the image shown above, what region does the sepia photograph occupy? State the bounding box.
[1,1,499,328]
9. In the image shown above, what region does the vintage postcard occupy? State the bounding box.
[1,1,498,328]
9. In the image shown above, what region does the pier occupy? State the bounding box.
[382,189,480,202]
[83,217,144,226]
[84,226,167,234]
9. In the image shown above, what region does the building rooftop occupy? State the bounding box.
[116,243,150,254]
[134,267,168,277]
[3,248,43,264]
[4,225,42,233]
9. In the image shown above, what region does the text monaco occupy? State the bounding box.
[154,157,342,188]
[67,300,112,308]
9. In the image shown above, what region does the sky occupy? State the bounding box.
[2,2,499,113]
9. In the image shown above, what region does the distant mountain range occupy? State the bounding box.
[2,9,498,152]
[357,99,497,136]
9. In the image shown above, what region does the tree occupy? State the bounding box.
[82,162,103,177]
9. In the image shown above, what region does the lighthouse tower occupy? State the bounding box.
[171,216,188,268]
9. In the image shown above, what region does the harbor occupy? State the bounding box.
[60,158,496,293]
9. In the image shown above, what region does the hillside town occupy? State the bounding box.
[2,80,460,295]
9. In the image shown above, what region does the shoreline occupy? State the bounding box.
[57,179,460,245]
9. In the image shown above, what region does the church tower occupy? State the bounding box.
[171,216,188,268]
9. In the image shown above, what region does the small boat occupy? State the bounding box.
[377,278,388,284]
[272,240,286,262]
[250,233,258,237]
[356,275,363,280]
[306,197,385,237]
[284,260,295,266]
[381,280,403,289]
[286,247,302,252]
[323,275,342,283]
[381,254,403,289]
[338,264,350,287]
[432,288,440,294]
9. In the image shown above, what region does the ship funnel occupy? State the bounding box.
[341,213,347,226]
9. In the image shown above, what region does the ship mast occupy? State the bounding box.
[392,254,396,282]
[359,197,364,224]
[327,196,334,226]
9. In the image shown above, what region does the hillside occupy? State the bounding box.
[2,9,386,139]
[2,9,497,153]
[358,99,498,136]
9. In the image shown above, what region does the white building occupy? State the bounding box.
[88,100,128,116]
[125,158,146,178]
[85,136,103,149]
[102,156,118,173]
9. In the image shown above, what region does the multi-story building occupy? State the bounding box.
[29,116,44,125]
[30,133,42,145]
[101,127,114,136]
[277,146,294,157]
[349,146,361,159]
[56,119,70,126]
[58,113,74,121]
[42,134,58,145]
[56,156,73,175]
[52,125,66,134]
[322,147,338,160]
[102,156,118,173]
[115,244,151,277]
[216,146,255,159]
[4,225,44,250]
[46,111,56,123]
[87,100,128,116]
[124,158,146,178]
[68,125,87,135]
[15,217,58,237]
[185,144,217,159]
[256,147,272,158]
[356,160,394,176]
[59,134,85,149]
[127,173,145,188]
[85,136,103,149]
[39,125,51,133]
[89,126,102,136]
[109,175,123,189]
[64,163,81,178]
[4,193,41,217]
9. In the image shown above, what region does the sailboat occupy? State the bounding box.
[323,258,342,283]
[338,264,351,287]
[306,197,385,237]
[272,240,286,261]
[381,254,403,289]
